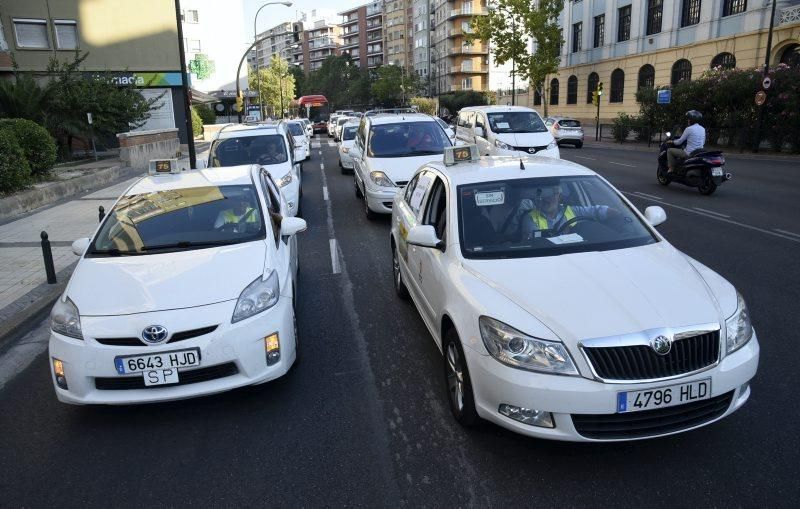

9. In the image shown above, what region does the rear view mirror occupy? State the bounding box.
[407,225,443,249]
[644,206,667,227]
[474,126,485,138]
[72,237,91,256]
[281,216,307,236]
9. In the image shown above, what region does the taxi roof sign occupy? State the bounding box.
[444,144,479,166]
[148,159,181,175]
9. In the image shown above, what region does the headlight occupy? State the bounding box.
[341,147,350,153]
[479,316,578,375]
[369,171,395,187]
[547,141,557,150]
[725,292,753,353]
[277,173,293,188]
[494,139,511,150]
[232,270,280,323]
[51,296,83,340]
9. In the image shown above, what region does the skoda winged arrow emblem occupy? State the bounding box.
[650,335,672,355]
[141,325,169,344]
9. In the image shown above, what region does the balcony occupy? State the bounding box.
[366,21,382,30]
[448,45,487,55]
[449,64,488,74]
[448,7,487,19]
[367,47,383,56]
[341,39,360,49]
[342,16,359,26]
[366,6,382,17]
[780,4,800,24]
[342,27,360,36]
[308,39,337,49]
[450,84,474,91]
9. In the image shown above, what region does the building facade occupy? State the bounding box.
[384,0,412,68]
[291,10,341,74]
[431,0,490,94]
[520,0,800,122]
[411,0,432,81]
[338,2,384,70]
[253,21,297,69]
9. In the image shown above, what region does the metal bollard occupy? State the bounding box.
[99,205,105,222]
[40,231,57,284]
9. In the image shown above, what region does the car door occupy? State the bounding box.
[351,120,368,193]
[402,170,437,322]
[261,170,295,288]
[474,113,492,155]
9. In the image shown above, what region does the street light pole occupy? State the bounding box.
[754,0,778,153]
[174,0,195,169]
[253,1,293,121]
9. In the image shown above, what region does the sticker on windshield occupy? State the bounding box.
[474,191,504,206]
[546,233,583,245]
[496,122,510,129]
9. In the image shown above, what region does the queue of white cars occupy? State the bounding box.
[49,108,759,443]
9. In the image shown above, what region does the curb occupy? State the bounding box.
[580,140,800,162]
[0,164,140,222]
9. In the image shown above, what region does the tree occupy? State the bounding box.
[371,66,421,107]
[288,64,305,98]
[469,0,564,115]
[249,55,296,118]
[305,55,361,109]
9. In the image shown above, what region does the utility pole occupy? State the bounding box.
[174,0,196,169]
[754,0,778,153]
[511,17,516,106]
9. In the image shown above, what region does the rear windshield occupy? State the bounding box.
[487,112,547,134]
[89,185,265,256]
[209,135,287,166]
[343,126,358,141]
[338,117,350,126]
[368,122,452,158]
[287,123,304,136]
[558,119,581,128]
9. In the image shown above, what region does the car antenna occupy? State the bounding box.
[519,152,525,170]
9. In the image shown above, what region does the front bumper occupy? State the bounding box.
[554,132,584,143]
[464,333,759,441]
[496,146,561,159]
[364,185,399,214]
[48,297,296,405]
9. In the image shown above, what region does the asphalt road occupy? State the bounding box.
[1,139,798,507]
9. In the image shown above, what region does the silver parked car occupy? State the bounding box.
[545,117,584,148]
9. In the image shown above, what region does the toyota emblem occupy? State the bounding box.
[141,325,169,344]
[650,335,672,355]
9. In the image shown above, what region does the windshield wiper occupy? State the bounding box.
[89,248,139,256]
[140,240,239,252]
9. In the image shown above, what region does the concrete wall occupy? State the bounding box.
[117,128,180,170]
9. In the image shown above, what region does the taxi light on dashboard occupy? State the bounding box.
[265,332,281,366]
[148,159,182,175]
[444,145,479,166]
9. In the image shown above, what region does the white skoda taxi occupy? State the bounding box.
[389,146,759,441]
[48,161,306,404]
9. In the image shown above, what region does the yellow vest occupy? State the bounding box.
[529,206,575,230]
[223,208,257,223]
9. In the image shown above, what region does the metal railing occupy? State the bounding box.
[780,4,800,24]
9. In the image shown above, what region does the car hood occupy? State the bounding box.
[461,243,725,348]
[495,131,554,147]
[68,242,267,316]
[369,154,443,182]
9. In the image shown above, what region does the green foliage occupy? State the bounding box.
[0,130,31,194]
[438,91,489,116]
[611,113,634,142]
[0,118,57,175]
[194,103,216,125]
[0,74,52,123]
[190,107,203,137]
[304,55,358,109]
[249,55,296,117]
[288,64,306,98]
[371,66,421,107]
[410,97,437,115]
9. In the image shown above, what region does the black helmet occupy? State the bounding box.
[686,110,702,123]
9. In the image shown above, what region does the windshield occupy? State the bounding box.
[287,123,304,136]
[209,135,287,166]
[436,118,450,131]
[368,122,453,158]
[487,112,548,134]
[337,118,350,126]
[343,126,358,141]
[89,185,265,256]
[558,119,581,128]
[458,176,656,259]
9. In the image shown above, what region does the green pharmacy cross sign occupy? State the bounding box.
[189,54,216,81]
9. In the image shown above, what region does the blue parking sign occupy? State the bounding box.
[657,89,671,104]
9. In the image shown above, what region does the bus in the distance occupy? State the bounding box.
[298,95,330,133]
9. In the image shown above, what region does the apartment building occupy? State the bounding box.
[411,0,432,80]
[431,1,490,94]
[253,21,297,69]
[338,2,384,70]
[536,0,800,121]
[290,10,341,74]
[384,0,412,68]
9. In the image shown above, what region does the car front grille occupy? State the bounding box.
[512,145,549,154]
[94,325,218,347]
[571,391,733,440]
[94,362,239,390]
[394,180,409,187]
[583,331,720,381]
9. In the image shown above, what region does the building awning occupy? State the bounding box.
[191,88,218,104]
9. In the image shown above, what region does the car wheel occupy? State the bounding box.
[443,329,479,427]
[392,243,409,300]
[698,177,717,195]
[365,197,377,220]
[575,141,583,149]
[354,175,363,198]
[656,165,671,186]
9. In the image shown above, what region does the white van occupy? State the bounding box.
[455,105,559,158]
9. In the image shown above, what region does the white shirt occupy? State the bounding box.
[676,123,706,154]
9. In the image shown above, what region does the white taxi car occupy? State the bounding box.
[456,105,559,158]
[286,120,311,161]
[207,123,303,217]
[389,146,759,441]
[338,120,360,174]
[48,161,307,404]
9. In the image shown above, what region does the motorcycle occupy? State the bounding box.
[657,132,732,195]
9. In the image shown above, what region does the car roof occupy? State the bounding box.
[367,113,436,125]
[126,165,258,195]
[426,156,597,188]
[343,119,360,126]
[459,105,541,114]
[215,123,286,140]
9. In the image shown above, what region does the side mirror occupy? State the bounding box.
[281,216,307,236]
[644,206,667,227]
[72,237,91,256]
[407,225,443,249]
[474,126,485,138]
[195,159,208,169]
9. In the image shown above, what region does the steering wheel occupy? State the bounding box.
[216,222,238,233]
[556,216,603,234]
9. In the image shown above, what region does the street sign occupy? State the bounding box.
[755,90,767,106]
[762,77,772,90]
[657,89,672,104]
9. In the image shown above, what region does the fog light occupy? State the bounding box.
[739,382,750,396]
[498,404,554,428]
[52,358,68,390]
[265,332,280,366]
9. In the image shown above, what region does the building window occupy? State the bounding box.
[550,78,559,105]
[184,9,199,23]
[53,20,78,50]
[188,39,201,53]
[593,15,605,48]
[722,0,747,17]
[711,52,736,69]
[462,77,473,90]
[587,72,599,104]
[12,18,49,49]
[618,6,631,42]
[671,59,692,84]
[638,64,655,89]
[610,69,624,103]
[681,0,702,27]
[646,1,663,35]
[572,22,582,53]
[566,75,578,104]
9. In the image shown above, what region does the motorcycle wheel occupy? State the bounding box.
[656,166,670,186]
[698,177,717,195]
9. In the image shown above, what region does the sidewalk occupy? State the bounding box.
[580,138,800,162]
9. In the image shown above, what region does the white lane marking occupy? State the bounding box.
[329,239,341,274]
[633,192,663,201]
[573,155,596,161]
[319,150,323,156]
[320,162,325,170]
[624,192,800,243]
[609,161,637,168]
[323,186,329,201]
[774,228,800,239]
[327,140,336,147]
[693,207,731,218]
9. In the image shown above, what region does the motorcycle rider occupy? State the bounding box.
[667,110,706,173]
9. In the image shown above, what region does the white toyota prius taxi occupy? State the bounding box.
[48,161,306,404]
[390,146,759,441]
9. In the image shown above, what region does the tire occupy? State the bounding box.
[392,243,410,300]
[442,329,479,427]
[575,141,583,149]
[354,175,363,198]
[656,166,671,186]
[698,177,718,195]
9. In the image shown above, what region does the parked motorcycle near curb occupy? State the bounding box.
[657,132,732,195]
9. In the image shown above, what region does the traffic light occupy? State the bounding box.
[598,82,604,96]
[592,91,598,106]
[234,92,244,112]
[292,23,301,43]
